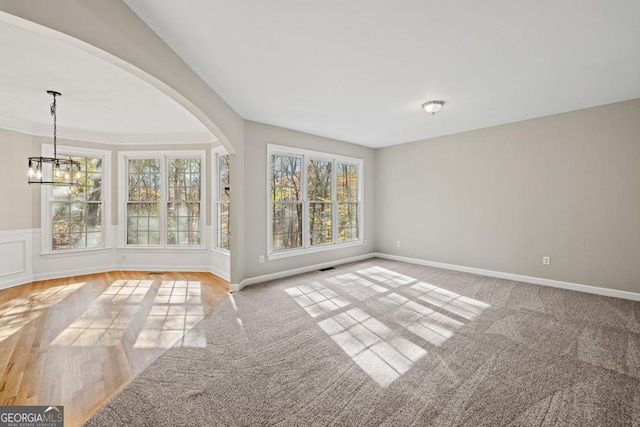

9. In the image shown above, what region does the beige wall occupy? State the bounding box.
[0,128,39,230]
[375,99,640,293]
[243,121,375,280]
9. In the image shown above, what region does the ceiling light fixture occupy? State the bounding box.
[27,91,81,185]
[422,100,445,115]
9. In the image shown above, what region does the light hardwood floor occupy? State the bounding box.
[0,271,228,426]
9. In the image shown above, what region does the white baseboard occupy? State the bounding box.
[0,274,33,291]
[374,252,640,302]
[113,264,211,273]
[232,253,375,292]
[210,266,230,282]
[31,265,119,283]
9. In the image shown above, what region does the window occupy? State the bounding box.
[51,155,104,250]
[120,151,205,248]
[167,158,201,246]
[41,145,110,254]
[268,144,363,258]
[215,153,230,251]
[127,159,161,245]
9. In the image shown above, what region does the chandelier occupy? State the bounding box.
[27,91,80,185]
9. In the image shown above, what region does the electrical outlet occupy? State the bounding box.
[259,255,264,264]
[363,239,367,246]
[542,256,550,265]
[396,240,401,247]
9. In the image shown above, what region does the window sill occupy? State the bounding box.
[211,248,231,256]
[267,240,363,261]
[40,247,113,257]
[117,246,208,252]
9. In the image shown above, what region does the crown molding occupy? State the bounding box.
[0,118,216,145]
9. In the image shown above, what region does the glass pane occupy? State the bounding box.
[127,202,160,245]
[149,232,160,245]
[128,159,160,201]
[219,155,230,202]
[167,202,200,246]
[338,202,359,241]
[272,202,302,250]
[337,163,358,202]
[86,232,102,248]
[218,201,230,250]
[307,160,332,201]
[69,232,86,249]
[168,158,201,202]
[309,202,332,245]
[271,154,302,202]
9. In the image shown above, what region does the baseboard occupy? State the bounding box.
[114,264,212,273]
[0,274,34,291]
[374,252,640,302]
[31,265,120,283]
[210,266,230,282]
[2,264,216,290]
[232,253,375,292]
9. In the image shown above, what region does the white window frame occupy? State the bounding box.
[40,144,111,255]
[118,149,206,249]
[212,146,230,253]
[267,144,364,260]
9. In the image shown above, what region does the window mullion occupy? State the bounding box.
[301,155,309,249]
[332,158,338,244]
[160,155,167,247]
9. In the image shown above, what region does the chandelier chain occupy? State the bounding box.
[51,94,58,158]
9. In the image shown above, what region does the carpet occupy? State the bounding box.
[85,258,640,426]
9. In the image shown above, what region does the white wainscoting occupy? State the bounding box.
[1,226,230,290]
[116,248,211,272]
[211,249,230,281]
[0,229,35,290]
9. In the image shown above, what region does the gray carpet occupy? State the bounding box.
[85,258,640,426]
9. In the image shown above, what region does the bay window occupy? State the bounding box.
[120,151,205,248]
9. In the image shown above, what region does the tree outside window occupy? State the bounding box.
[269,145,362,255]
[216,154,230,251]
[51,155,103,250]
[124,153,204,247]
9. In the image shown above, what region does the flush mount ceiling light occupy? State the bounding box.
[27,91,81,185]
[422,100,445,115]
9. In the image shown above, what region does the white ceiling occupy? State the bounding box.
[0,16,212,144]
[124,0,640,148]
[2,2,639,149]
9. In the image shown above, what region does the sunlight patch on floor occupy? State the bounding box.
[134,281,205,349]
[325,273,388,301]
[285,282,350,317]
[52,280,153,346]
[0,282,85,343]
[50,279,207,349]
[357,266,416,288]
[405,282,490,320]
[378,292,467,346]
[285,264,491,387]
[318,308,427,387]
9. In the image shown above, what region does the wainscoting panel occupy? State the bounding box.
[0,229,34,290]
[0,240,26,277]
[211,249,230,281]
